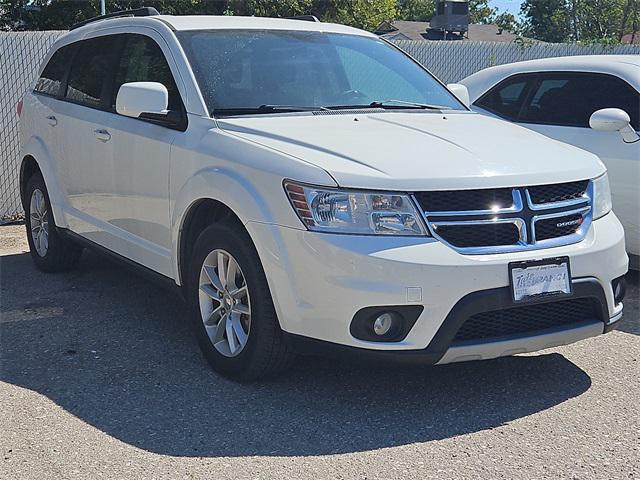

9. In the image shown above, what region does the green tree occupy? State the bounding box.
[621,0,640,41]
[323,0,397,30]
[469,0,496,24]
[228,0,312,17]
[575,0,626,40]
[494,11,517,32]
[1,0,221,30]
[396,0,435,21]
[520,0,639,42]
[520,0,572,42]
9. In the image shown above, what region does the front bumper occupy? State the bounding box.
[246,212,627,361]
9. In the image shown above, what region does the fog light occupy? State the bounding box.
[350,305,423,343]
[373,312,397,336]
[613,276,626,304]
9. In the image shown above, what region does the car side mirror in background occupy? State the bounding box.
[589,108,640,144]
[116,81,169,118]
[446,83,470,108]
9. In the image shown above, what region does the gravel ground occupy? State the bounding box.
[1,224,638,480]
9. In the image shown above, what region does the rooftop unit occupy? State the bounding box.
[430,0,469,35]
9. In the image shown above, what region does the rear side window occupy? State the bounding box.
[65,35,122,109]
[111,34,182,112]
[478,72,640,130]
[34,44,75,97]
[474,75,531,121]
[520,73,640,129]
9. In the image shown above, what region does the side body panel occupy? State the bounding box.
[168,114,335,284]
[19,92,70,227]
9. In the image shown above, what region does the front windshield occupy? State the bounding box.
[177,30,466,115]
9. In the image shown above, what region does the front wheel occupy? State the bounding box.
[187,222,294,381]
[25,172,82,272]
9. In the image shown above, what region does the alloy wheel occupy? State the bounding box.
[30,189,49,257]
[198,249,251,357]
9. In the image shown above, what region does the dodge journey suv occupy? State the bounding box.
[19,9,628,381]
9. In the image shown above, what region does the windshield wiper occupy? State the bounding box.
[259,104,330,112]
[323,100,449,111]
[368,99,449,110]
[213,104,329,116]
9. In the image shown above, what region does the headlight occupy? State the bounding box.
[592,173,612,220]
[284,181,428,236]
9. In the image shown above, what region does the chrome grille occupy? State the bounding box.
[414,180,593,254]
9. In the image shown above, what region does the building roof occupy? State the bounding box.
[621,32,640,44]
[375,20,523,43]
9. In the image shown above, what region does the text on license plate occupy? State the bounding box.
[510,260,571,302]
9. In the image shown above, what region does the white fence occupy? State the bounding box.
[1,31,66,219]
[1,31,639,218]
[395,40,640,83]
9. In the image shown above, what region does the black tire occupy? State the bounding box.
[25,172,82,272]
[187,221,295,381]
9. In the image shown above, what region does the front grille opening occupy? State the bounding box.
[535,213,584,241]
[415,188,513,212]
[528,180,588,205]
[414,180,591,252]
[433,223,519,247]
[452,297,600,344]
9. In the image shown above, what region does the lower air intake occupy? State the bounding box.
[452,297,600,343]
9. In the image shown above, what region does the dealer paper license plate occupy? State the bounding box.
[509,257,572,302]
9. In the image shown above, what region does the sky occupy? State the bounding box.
[491,0,523,17]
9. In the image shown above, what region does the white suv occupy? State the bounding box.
[19,9,628,381]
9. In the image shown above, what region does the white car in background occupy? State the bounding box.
[461,56,640,267]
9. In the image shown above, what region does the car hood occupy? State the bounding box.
[217,111,605,190]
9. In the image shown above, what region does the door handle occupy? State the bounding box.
[94,129,111,142]
[46,115,57,127]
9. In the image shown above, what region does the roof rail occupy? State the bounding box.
[70,7,160,30]
[285,15,320,22]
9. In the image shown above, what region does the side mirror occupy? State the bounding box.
[447,83,470,108]
[116,82,169,118]
[589,108,639,144]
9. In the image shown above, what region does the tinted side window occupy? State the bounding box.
[112,34,182,112]
[520,73,640,129]
[34,44,75,97]
[65,36,122,109]
[475,76,531,120]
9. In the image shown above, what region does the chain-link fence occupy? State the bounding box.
[0,31,66,220]
[1,32,639,219]
[396,40,640,83]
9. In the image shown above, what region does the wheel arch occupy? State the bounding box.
[170,166,290,286]
[19,137,67,227]
[19,154,40,210]
[176,197,248,287]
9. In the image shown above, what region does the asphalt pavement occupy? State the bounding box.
[1,224,638,480]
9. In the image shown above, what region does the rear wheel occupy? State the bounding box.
[25,172,82,272]
[187,222,294,381]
